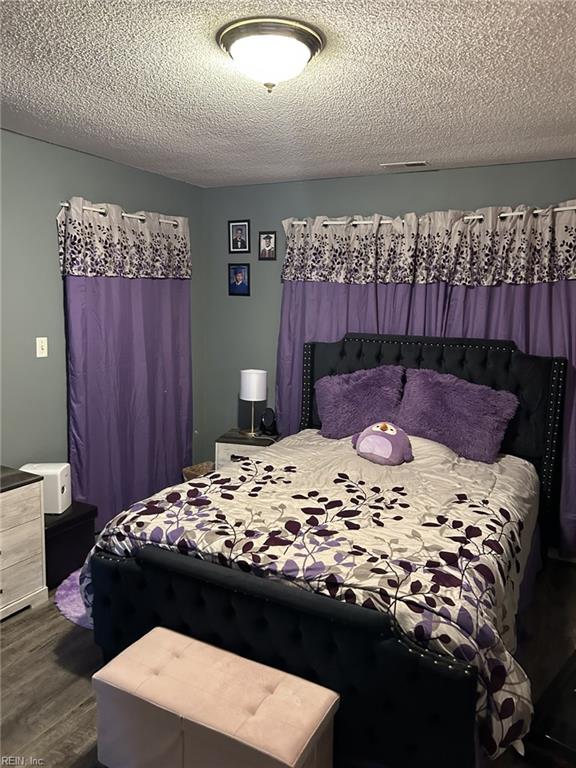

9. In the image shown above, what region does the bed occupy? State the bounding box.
[85,334,567,768]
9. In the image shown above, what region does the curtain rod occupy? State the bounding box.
[59,201,179,227]
[291,205,576,226]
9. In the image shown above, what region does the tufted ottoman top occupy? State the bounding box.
[93,627,340,768]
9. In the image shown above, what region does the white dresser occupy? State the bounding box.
[0,467,48,620]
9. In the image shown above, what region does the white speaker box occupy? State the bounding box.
[20,462,71,514]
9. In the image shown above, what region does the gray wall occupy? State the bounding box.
[1,130,202,468]
[195,158,576,460]
[2,128,575,467]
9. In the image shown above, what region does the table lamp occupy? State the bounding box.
[240,369,267,437]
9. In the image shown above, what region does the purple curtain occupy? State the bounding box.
[65,276,192,529]
[276,282,377,435]
[276,280,576,554]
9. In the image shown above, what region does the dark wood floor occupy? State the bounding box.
[1,596,100,767]
[1,560,575,768]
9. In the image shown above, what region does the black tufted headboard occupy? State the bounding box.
[300,334,567,547]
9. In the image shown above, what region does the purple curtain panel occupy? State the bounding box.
[276,281,379,435]
[65,276,192,529]
[276,280,576,555]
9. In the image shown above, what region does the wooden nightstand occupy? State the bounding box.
[215,429,279,470]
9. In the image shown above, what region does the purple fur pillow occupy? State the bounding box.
[315,365,404,439]
[396,368,519,463]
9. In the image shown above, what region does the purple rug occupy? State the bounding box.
[54,569,93,630]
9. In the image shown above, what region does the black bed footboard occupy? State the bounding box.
[92,547,478,768]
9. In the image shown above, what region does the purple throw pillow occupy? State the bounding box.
[396,368,519,463]
[315,365,404,439]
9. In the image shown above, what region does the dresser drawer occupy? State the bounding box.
[215,442,263,470]
[0,556,43,609]
[0,482,41,531]
[0,518,43,570]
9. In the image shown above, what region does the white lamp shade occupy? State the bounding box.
[240,369,267,402]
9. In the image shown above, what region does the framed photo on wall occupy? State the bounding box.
[258,231,277,261]
[228,220,250,253]
[228,263,250,296]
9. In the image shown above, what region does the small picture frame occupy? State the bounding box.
[228,220,250,253]
[258,231,277,261]
[228,263,250,296]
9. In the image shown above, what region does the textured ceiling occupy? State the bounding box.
[1,0,575,187]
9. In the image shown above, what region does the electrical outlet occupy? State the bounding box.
[36,337,48,358]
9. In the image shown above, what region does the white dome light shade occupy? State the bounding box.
[217,18,324,92]
[229,35,312,88]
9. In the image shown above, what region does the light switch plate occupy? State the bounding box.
[36,337,48,358]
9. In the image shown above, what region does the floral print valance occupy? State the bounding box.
[58,197,191,279]
[282,201,576,286]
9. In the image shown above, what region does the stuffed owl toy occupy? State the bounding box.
[351,422,413,466]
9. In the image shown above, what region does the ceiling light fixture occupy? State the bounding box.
[217,17,325,93]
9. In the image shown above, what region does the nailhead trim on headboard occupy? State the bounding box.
[540,358,566,506]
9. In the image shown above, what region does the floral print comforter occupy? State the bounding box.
[80,430,539,759]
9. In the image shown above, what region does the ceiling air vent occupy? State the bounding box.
[378,161,429,170]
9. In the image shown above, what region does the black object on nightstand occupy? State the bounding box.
[44,501,97,589]
[217,428,279,447]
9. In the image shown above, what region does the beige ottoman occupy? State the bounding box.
[93,627,339,768]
